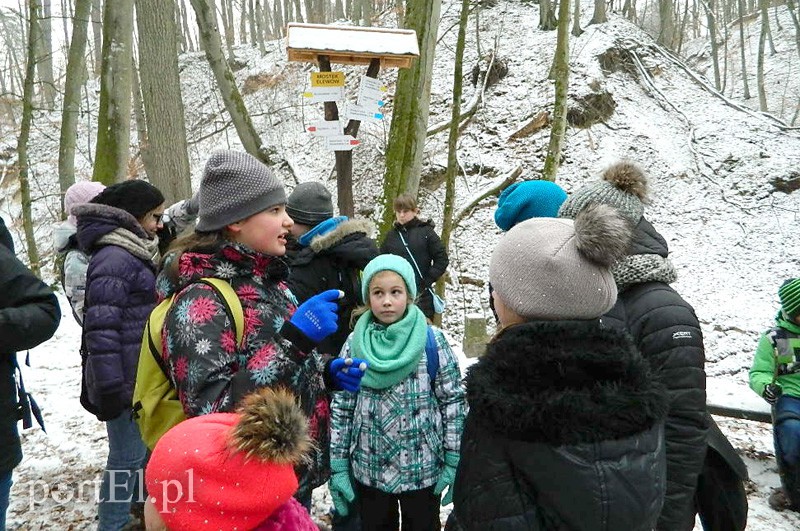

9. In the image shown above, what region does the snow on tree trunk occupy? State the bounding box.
[92,0,134,185]
[136,0,193,204]
[35,0,56,109]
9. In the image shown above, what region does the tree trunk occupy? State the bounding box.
[659,0,676,48]
[61,0,71,49]
[18,0,42,275]
[131,58,152,179]
[190,0,268,162]
[58,0,91,218]
[35,0,56,109]
[91,0,103,76]
[175,1,188,52]
[379,0,442,237]
[543,0,571,181]
[590,0,607,24]
[437,0,470,326]
[180,0,195,51]
[787,0,800,62]
[572,0,583,36]
[738,0,751,99]
[255,0,267,54]
[756,0,768,111]
[92,0,134,185]
[274,0,284,37]
[239,0,248,43]
[136,0,193,204]
[539,0,558,30]
[334,0,344,19]
[362,0,373,26]
[220,0,235,58]
[248,0,258,47]
[703,0,722,90]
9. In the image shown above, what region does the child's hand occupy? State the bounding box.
[763,383,783,404]
[290,289,343,343]
[329,459,355,516]
[330,357,368,393]
[434,452,460,506]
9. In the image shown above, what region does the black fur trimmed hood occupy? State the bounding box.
[466,319,667,446]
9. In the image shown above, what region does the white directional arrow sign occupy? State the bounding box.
[302,86,345,103]
[324,135,360,151]
[307,120,343,137]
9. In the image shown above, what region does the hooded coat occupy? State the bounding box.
[53,221,91,324]
[0,219,60,473]
[600,217,711,530]
[75,203,159,421]
[380,217,448,319]
[450,320,668,531]
[157,241,332,499]
[287,218,378,355]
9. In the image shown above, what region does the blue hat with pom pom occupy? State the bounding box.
[494,180,567,231]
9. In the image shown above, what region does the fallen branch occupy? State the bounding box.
[453,165,522,228]
[507,111,550,142]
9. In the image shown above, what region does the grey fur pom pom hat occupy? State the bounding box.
[490,203,632,320]
[196,150,286,232]
[558,160,649,223]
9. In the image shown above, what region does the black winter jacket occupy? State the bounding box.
[450,320,669,531]
[0,219,60,473]
[600,217,708,531]
[287,218,378,355]
[380,217,448,318]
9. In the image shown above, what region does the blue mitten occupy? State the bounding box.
[290,289,343,343]
[434,452,459,506]
[330,358,369,392]
[329,459,356,517]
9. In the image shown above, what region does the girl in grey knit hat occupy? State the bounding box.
[154,150,368,506]
[447,204,670,531]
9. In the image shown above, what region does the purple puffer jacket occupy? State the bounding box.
[74,203,159,421]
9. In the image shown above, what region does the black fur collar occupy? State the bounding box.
[465,320,667,446]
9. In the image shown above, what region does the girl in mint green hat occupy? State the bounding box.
[329,254,467,530]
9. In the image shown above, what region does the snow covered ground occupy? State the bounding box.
[4,0,800,528]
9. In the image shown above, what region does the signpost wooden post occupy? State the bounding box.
[286,23,419,216]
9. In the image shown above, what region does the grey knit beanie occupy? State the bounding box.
[286,182,334,226]
[490,204,632,320]
[558,160,649,223]
[196,150,286,232]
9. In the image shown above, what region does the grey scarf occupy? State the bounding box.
[97,228,159,264]
[612,254,677,292]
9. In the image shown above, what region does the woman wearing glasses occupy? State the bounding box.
[73,179,165,531]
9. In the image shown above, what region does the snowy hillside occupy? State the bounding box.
[4,0,800,528]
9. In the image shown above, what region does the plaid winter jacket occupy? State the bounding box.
[330,327,466,493]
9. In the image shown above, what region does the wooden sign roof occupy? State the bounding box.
[286,23,419,69]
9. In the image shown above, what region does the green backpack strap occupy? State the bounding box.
[198,278,245,348]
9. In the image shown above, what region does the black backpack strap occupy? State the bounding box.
[14,352,45,432]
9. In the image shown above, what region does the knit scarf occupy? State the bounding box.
[351,305,428,390]
[612,253,677,292]
[97,228,159,264]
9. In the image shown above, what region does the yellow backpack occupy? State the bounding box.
[132,278,244,450]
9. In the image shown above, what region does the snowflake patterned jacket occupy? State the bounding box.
[156,242,331,492]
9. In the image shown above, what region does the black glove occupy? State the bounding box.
[763,383,783,405]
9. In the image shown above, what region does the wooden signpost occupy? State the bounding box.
[286,23,419,217]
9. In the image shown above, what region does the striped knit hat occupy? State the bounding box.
[779,278,800,319]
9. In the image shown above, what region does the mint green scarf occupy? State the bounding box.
[352,305,428,390]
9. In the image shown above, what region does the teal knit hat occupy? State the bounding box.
[779,278,800,318]
[362,255,417,301]
[494,180,567,231]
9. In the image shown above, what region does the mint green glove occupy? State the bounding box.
[329,459,356,517]
[434,452,459,506]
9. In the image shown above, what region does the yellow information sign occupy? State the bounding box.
[311,72,345,87]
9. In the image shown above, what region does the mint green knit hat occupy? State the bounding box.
[361,255,418,301]
[779,278,800,318]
